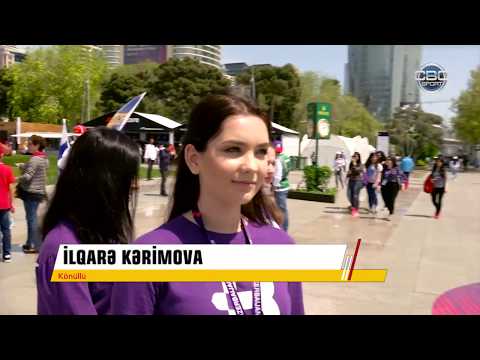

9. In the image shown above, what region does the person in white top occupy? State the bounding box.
[333,151,346,189]
[449,156,461,180]
[144,138,158,180]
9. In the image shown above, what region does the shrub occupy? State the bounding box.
[416,159,427,167]
[303,165,332,191]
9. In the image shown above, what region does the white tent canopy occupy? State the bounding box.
[12,132,80,139]
[133,112,182,130]
[272,122,299,135]
[301,134,376,167]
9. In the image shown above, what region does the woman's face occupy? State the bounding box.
[264,146,276,185]
[372,154,378,163]
[28,140,39,154]
[385,159,393,168]
[352,154,359,162]
[436,159,443,167]
[186,115,270,206]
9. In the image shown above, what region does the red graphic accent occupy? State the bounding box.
[348,238,362,281]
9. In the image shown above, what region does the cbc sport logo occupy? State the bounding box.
[416,63,447,92]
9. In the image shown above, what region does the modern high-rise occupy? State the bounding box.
[171,45,222,69]
[346,45,422,121]
[98,45,124,68]
[0,45,26,68]
[124,45,169,65]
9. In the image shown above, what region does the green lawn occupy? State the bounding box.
[3,154,175,185]
[4,154,59,185]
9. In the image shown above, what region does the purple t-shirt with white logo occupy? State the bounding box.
[110,216,305,315]
[36,222,113,315]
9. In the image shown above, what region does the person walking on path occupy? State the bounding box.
[431,156,447,219]
[158,144,170,196]
[16,135,49,254]
[364,152,383,215]
[346,152,364,218]
[380,156,406,221]
[273,143,291,231]
[144,138,158,180]
[400,155,414,190]
[333,151,346,190]
[0,147,15,263]
[449,156,460,181]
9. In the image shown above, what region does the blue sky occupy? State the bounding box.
[223,45,480,125]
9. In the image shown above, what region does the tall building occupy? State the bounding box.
[98,45,124,68]
[0,45,26,68]
[224,62,249,76]
[346,45,422,121]
[124,45,168,65]
[171,45,222,69]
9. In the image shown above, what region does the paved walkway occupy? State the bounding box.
[1,171,478,314]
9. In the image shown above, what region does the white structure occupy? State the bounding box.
[171,45,222,69]
[0,45,26,68]
[272,122,300,158]
[300,134,376,167]
[98,45,124,68]
[132,112,182,145]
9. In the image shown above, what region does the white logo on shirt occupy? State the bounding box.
[211,282,280,315]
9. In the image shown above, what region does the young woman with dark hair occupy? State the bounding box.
[364,152,383,214]
[431,157,447,219]
[380,156,406,221]
[36,127,140,315]
[111,94,304,315]
[346,152,364,217]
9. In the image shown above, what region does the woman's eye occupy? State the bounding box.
[256,148,268,156]
[225,147,241,153]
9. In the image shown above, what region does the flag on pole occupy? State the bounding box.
[58,118,69,161]
[16,117,21,145]
[106,92,147,131]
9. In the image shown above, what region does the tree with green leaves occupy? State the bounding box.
[149,58,231,122]
[236,64,301,129]
[97,62,167,115]
[294,72,381,142]
[452,67,480,145]
[8,45,108,123]
[386,105,443,159]
[0,67,13,118]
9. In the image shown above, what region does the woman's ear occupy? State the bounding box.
[184,144,201,175]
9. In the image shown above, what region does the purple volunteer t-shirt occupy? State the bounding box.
[110,216,305,315]
[36,222,113,315]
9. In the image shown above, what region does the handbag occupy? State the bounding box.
[423,174,434,193]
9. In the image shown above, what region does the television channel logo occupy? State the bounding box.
[416,63,447,92]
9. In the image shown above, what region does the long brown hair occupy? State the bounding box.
[168,94,273,224]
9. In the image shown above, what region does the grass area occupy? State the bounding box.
[3,154,58,185]
[138,167,176,180]
[3,154,175,185]
[293,188,337,196]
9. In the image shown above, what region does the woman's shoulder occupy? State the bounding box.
[135,216,198,245]
[247,222,296,245]
[39,222,79,264]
